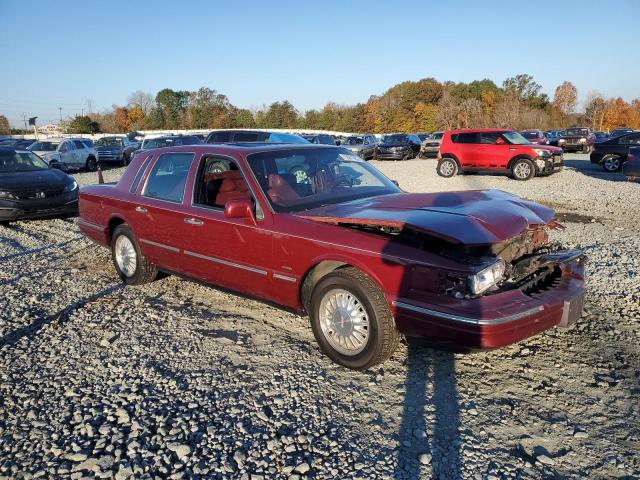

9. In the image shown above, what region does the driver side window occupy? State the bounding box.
[194,156,252,209]
[59,142,69,153]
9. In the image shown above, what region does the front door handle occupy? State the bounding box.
[184,217,203,226]
[135,206,147,213]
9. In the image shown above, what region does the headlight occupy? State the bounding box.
[579,137,587,143]
[0,191,17,200]
[468,259,505,295]
[63,180,78,193]
[533,149,551,157]
[558,139,566,143]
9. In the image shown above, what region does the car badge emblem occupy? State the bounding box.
[36,191,45,199]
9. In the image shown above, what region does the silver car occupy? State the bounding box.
[341,134,378,160]
[28,138,99,171]
[419,131,443,158]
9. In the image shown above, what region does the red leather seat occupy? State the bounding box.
[267,174,300,205]
[213,171,250,205]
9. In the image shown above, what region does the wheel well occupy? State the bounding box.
[107,217,125,242]
[440,154,460,167]
[508,155,533,170]
[300,260,348,311]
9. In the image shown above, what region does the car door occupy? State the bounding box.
[73,140,88,167]
[619,133,640,155]
[130,150,196,273]
[180,154,274,299]
[477,132,506,168]
[455,132,480,168]
[58,141,76,167]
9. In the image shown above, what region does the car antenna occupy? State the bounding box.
[97,166,104,184]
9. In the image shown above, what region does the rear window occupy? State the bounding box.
[565,128,589,136]
[143,152,194,203]
[521,131,539,139]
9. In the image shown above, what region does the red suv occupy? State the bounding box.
[437,129,564,180]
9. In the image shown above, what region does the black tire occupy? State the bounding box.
[437,157,458,178]
[511,158,536,181]
[582,145,591,154]
[111,224,158,285]
[602,154,622,172]
[86,156,98,172]
[309,267,400,370]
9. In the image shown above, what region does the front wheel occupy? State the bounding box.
[85,156,98,172]
[309,267,399,370]
[437,158,458,178]
[602,155,621,172]
[111,224,158,285]
[582,145,591,154]
[511,158,535,181]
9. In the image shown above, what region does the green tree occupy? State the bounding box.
[0,115,10,135]
[155,88,189,128]
[502,74,548,109]
[69,115,100,134]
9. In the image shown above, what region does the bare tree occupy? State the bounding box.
[127,91,155,116]
[492,91,522,128]
[584,91,607,130]
[552,81,578,117]
[458,98,484,128]
[435,91,461,130]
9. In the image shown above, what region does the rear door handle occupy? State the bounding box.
[135,206,147,213]
[184,217,203,226]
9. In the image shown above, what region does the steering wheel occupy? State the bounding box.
[289,165,310,184]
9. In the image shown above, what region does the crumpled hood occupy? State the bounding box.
[298,190,555,246]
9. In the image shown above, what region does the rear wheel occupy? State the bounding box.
[111,224,158,285]
[437,158,458,178]
[602,154,622,172]
[511,158,535,181]
[309,267,399,370]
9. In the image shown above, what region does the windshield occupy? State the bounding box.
[343,136,364,145]
[0,151,49,172]
[502,131,531,145]
[95,137,124,147]
[28,141,59,152]
[382,134,409,144]
[564,128,589,136]
[521,131,539,139]
[142,137,175,149]
[247,147,400,213]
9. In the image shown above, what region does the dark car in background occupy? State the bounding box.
[0,139,35,149]
[521,129,548,145]
[205,130,308,144]
[623,147,640,180]
[558,127,596,153]
[341,134,378,160]
[95,136,139,166]
[376,133,422,160]
[416,132,431,142]
[308,134,337,145]
[419,131,443,158]
[133,135,202,159]
[590,131,640,172]
[0,147,79,223]
[544,130,563,146]
[593,131,610,143]
[610,128,635,138]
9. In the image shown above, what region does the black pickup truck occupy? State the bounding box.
[590,132,640,172]
[558,127,596,154]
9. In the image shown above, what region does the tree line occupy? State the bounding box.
[2,74,639,136]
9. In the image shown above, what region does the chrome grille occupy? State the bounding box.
[14,188,63,199]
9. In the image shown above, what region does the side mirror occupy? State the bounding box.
[391,179,399,187]
[335,140,341,146]
[224,198,256,224]
[495,137,505,145]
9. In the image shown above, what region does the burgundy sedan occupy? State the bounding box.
[78,144,586,369]
[521,129,549,145]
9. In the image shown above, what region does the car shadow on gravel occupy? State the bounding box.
[0,283,123,347]
[564,159,630,183]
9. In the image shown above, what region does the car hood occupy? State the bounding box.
[530,144,562,154]
[297,190,555,246]
[0,168,72,191]
[379,142,411,148]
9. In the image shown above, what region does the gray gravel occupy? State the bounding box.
[1,154,638,479]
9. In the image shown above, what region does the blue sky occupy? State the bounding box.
[1,0,638,127]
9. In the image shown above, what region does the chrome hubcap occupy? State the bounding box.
[440,160,455,176]
[604,157,619,171]
[114,235,136,277]
[319,288,370,356]
[514,162,532,178]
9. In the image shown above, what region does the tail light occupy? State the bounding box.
[629,153,636,161]
[591,146,596,153]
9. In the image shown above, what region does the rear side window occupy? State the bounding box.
[480,132,503,144]
[620,134,640,145]
[130,154,153,193]
[143,152,194,203]
[73,140,86,149]
[451,133,477,144]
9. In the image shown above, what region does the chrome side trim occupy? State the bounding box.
[77,218,104,231]
[139,238,180,253]
[273,273,297,282]
[393,301,544,326]
[184,250,268,276]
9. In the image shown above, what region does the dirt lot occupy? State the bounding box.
[1,154,638,479]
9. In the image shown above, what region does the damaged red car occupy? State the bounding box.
[78,144,586,370]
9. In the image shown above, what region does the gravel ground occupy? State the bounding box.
[1,154,638,479]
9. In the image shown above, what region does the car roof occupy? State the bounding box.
[142,143,340,156]
[447,128,512,134]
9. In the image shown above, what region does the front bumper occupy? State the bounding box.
[391,252,586,349]
[560,143,589,152]
[376,149,412,160]
[0,199,78,221]
[534,154,564,174]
